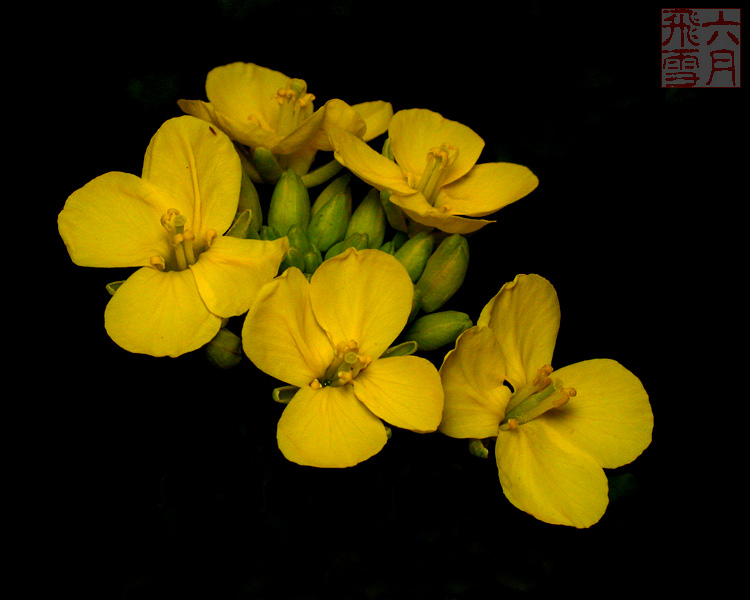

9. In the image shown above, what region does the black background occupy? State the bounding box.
[40,2,740,598]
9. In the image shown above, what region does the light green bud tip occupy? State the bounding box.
[324,232,369,260]
[205,328,243,369]
[394,231,434,282]
[307,191,350,251]
[346,188,385,249]
[415,234,469,313]
[403,310,473,351]
[268,169,311,236]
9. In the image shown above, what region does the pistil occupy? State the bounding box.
[276,79,315,137]
[159,209,199,271]
[415,145,459,206]
[499,366,576,431]
[312,340,372,388]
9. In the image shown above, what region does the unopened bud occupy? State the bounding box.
[252,146,283,184]
[415,234,469,313]
[324,232,369,260]
[280,245,306,272]
[303,245,323,274]
[311,172,352,215]
[307,191,349,251]
[268,169,311,236]
[286,224,310,254]
[394,231,435,282]
[403,310,473,351]
[238,170,263,234]
[346,188,385,249]
[205,328,243,369]
[380,189,408,232]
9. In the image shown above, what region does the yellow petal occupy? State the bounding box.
[388,193,495,234]
[205,62,290,132]
[191,236,288,317]
[388,109,484,186]
[309,248,412,359]
[58,172,172,268]
[328,126,415,195]
[477,274,560,390]
[277,385,388,468]
[142,116,241,238]
[545,359,653,469]
[437,163,539,217]
[439,327,512,438]
[352,101,394,141]
[495,419,609,528]
[307,98,367,152]
[104,266,221,357]
[353,355,444,433]
[242,267,333,388]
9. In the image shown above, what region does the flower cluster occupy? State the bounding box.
[58,61,652,527]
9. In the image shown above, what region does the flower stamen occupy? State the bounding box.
[315,341,372,388]
[415,145,459,206]
[160,209,199,271]
[276,79,315,137]
[499,367,576,431]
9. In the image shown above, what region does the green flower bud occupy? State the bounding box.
[268,169,311,236]
[252,146,283,184]
[311,172,352,215]
[303,245,323,274]
[468,439,489,459]
[324,232,369,261]
[273,385,298,404]
[346,188,385,249]
[205,328,243,369]
[379,189,408,233]
[286,224,310,254]
[394,231,434,282]
[280,245,306,272]
[402,310,473,351]
[260,225,281,241]
[307,191,350,251]
[391,231,408,252]
[415,234,469,313]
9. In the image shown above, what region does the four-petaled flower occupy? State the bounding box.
[439,274,653,527]
[178,61,393,174]
[328,108,539,234]
[58,116,289,358]
[242,247,444,468]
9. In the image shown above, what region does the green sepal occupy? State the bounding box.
[273,385,299,404]
[226,209,257,239]
[105,281,124,296]
[253,147,283,184]
[468,439,489,459]
[380,340,418,358]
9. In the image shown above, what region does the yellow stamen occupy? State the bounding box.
[415,145,459,206]
[275,78,315,137]
[314,341,372,388]
[499,368,576,431]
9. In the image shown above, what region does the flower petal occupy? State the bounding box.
[141,116,241,238]
[58,172,173,268]
[495,420,609,528]
[277,385,388,468]
[242,267,333,388]
[437,163,539,217]
[353,101,394,141]
[104,266,221,357]
[309,248,412,359]
[329,126,416,195]
[205,62,290,132]
[545,359,653,469]
[478,274,560,390]
[388,193,495,234]
[439,327,512,439]
[191,236,288,317]
[353,355,444,433]
[388,109,484,186]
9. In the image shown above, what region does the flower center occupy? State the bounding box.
[275,78,316,137]
[151,209,216,272]
[499,365,577,431]
[414,144,459,206]
[310,340,372,389]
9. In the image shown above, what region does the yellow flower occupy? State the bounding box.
[439,274,653,527]
[178,61,393,174]
[328,108,539,234]
[58,116,289,358]
[242,248,444,468]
